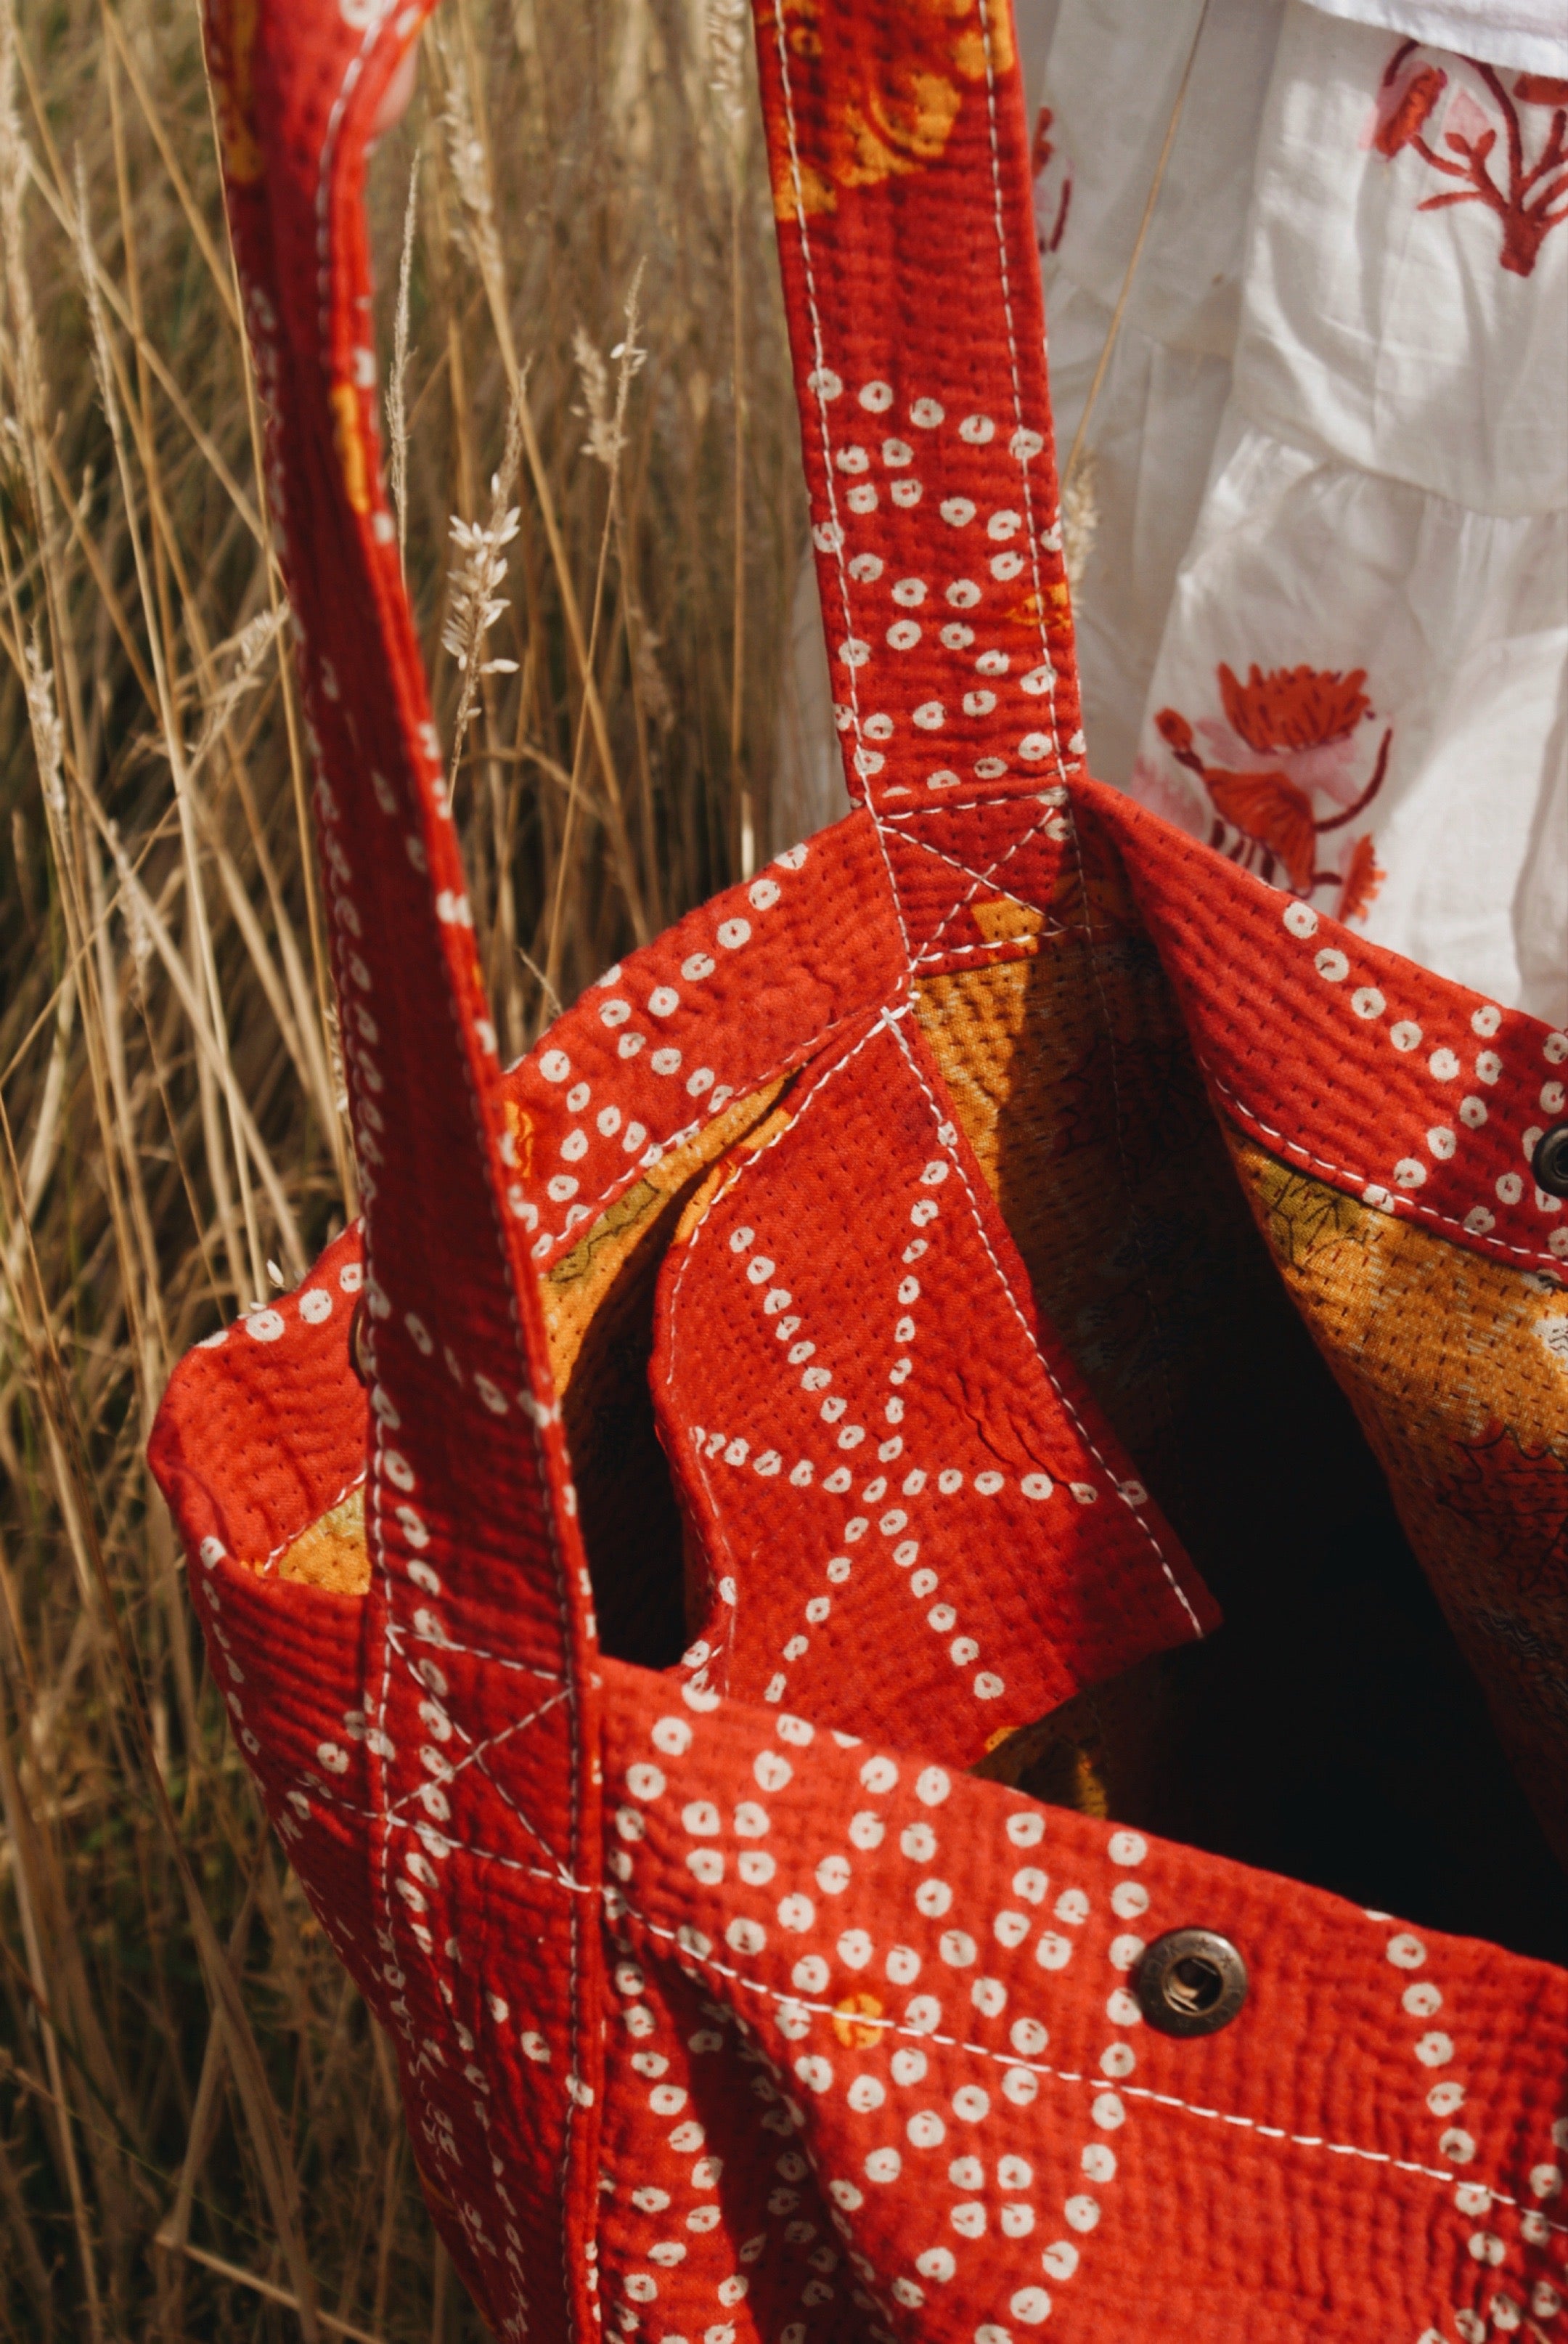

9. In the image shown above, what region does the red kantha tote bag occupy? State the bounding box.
[150,1,1568,2337]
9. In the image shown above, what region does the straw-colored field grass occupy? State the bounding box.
[0,1,805,2329]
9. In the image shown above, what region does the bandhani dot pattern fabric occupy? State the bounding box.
[150,0,1568,2337]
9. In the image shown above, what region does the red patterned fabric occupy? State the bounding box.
[150,1,1568,2337]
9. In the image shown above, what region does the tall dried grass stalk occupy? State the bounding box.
[707,0,753,876]
[443,384,523,779]
[388,155,420,574]
[1061,449,1100,595]
[0,0,803,2331]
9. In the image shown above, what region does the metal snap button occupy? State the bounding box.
[349,1293,375,1385]
[1532,1123,1568,1200]
[1134,1928,1249,2038]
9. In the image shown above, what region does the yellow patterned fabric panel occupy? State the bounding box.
[276,1485,367,1593]
[269,1085,784,1618]
[913,838,1249,1471]
[767,0,1013,219]
[1230,1136,1568,1861]
[912,831,1299,1588]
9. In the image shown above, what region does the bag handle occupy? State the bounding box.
[205,1,605,2319]
[755,0,1083,821]
[208,0,590,1628]
[195,1,1067,2325]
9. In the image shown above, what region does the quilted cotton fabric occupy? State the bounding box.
[149,0,1568,2337]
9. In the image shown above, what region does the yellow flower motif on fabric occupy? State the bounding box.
[329,383,372,516]
[769,0,1015,219]
[831,1991,884,2048]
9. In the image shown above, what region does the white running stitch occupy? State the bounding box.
[976,0,1065,786]
[767,9,920,974]
[662,1005,906,1343]
[687,1102,1007,1717]
[661,1005,909,1688]
[255,1468,365,1575]
[384,1615,563,1684]
[383,1682,573,1863]
[326,1498,568,1826]
[282,1766,592,1900]
[1267,916,1565,1251]
[313,23,593,2332]
[531,998,868,1269]
[1204,1060,1564,1271]
[478,1101,592,2318]
[534,810,1085,1254]
[912,936,1057,969]
[663,979,1204,1671]
[883,794,1046,823]
[888,1013,1204,1640]
[306,27,446,2269]
[292,1588,571,1892]
[612,1888,1562,2234]
[769,1,1081,1037]
[896,827,1055,919]
[915,796,1066,958]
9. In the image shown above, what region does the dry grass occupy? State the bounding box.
[0,0,806,2331]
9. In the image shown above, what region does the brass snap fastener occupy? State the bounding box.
[1532,1123,1568,1200]
[1134,1928,1248,2038]
[348,1293,375,1385]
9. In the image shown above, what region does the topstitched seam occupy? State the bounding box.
[611,1889,1559,2234]
[473,1001,590,2303]
[1206,1060,1565,1271]
[534,999,865,1269]
[211,11,1568,2334]
[283,1765,588,1898]
[825,2,1074,963]
[385,1619,562,1685]
[883,795,1053,822]
[976,0,1066,788]
[663,1006,910,1687]
[663,1007,907,1330]
[311,25,511,2308]
[380,1661,571,1863]
[293,1754,1566,2256]
[254,1468,366,1574]
[888,1016,1203,1641]
[918,796,1066,957]
[767,3,917,989]
[318,19,588,2329]
[897,826,1056,917]
[912,938,1061,969]
[527,994,1567,1283]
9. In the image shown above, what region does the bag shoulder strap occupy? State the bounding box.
[205,1,604,2324]
[187,1,1076,2324]
[755,0,1083,821]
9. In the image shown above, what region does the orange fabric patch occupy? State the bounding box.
[1230,1138,1568,1862]
[767,0,1013,218]
[265,1086,784,1618]
[274,1484,368,1593]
